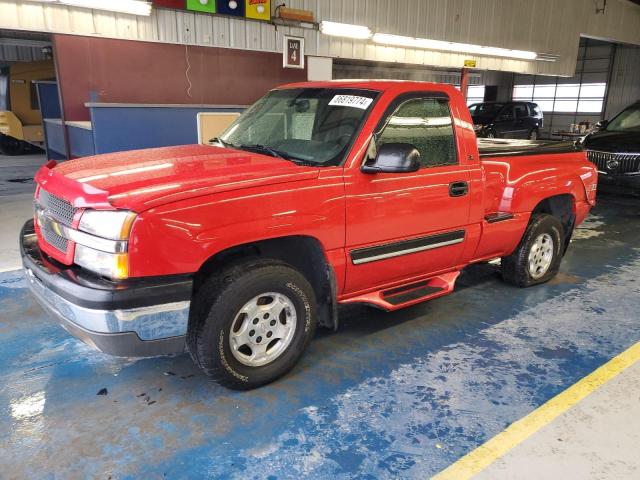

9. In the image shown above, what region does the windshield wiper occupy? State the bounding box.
[239,144,287,159]
[237,144,314,166]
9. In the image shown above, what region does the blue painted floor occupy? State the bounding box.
[1,194,640,479]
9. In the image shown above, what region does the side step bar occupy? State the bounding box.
[339,271,460,311]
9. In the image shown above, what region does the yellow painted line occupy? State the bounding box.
[0,266,21,273]
[432,341,640,480]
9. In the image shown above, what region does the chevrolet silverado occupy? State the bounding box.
[21,81,597,389]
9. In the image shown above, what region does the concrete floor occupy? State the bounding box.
[476,361,640,480]
[0,184,639,478]
[0,152,44,271]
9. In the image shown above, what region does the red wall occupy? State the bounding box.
[53,34,307,121]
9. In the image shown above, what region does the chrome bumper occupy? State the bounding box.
[21,219,190,357]
[24,266,188,357]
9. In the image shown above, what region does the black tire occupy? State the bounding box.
[501,214,564,288]
[0,135,26,155]
[486,130,497,139]
[528,128,539,140]
[187,259,317,390]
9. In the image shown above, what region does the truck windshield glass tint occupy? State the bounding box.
[220,88,378,166]
[606,104,640,132]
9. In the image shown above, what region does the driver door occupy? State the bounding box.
[344,94,472,294]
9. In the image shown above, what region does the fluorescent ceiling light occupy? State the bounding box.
[372,33,538,60]
[320,21,372,40]
[28,0,152,16]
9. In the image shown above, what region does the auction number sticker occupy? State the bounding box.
[329,95,373,110]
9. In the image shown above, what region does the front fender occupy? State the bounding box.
[126,174,346,278]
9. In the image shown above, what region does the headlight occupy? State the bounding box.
[74,244,129,280]
[74,209,136,280]
[474,124,483,131]
[79,210,136,240]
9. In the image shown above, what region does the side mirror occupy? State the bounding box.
[361,143,421,174]
[595,119,608,131]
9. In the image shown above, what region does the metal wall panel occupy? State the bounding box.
[605,45,640,118]
[0,43,46,62]
[1,0,640,76]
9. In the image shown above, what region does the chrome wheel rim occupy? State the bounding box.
[530,130,538,140]
[229,292,297,367]
[528,233,554,279]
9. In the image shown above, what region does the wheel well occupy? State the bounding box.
[193,236,338,330]
[532,194,575,252]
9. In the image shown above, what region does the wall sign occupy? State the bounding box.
[217,0,244,16]
[153,0,185,8]
[187,0,215,13]
[283,35,304,69]
[464,59,477,68]
[151,0,271,21]
[245,0,270,20]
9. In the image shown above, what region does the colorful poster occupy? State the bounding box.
[187,0,216,13]
[217,0,245,17]
[152,0,186,9]
[245,0,270,21]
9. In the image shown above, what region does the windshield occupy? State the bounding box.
[469,103,505,119]
[220,88,378,166]
[606,104,640,132]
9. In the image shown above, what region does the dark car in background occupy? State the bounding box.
[583,101,640,194]
[470,101,544,140]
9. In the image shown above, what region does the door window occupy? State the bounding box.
[514,103,528,119]
[376,98,457,168]
[498,106,515,121]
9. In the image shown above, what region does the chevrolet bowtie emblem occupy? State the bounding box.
[52,221,63,236]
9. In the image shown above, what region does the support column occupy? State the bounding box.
[460,67,470,100]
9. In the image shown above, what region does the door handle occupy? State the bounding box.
[449,181,469,197]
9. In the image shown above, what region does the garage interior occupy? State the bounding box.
[1,0,639,478]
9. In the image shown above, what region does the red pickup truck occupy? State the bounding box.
[21,81,597,389]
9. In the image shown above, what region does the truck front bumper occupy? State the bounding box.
[20,220,192,357]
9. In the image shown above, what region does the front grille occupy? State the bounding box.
[38,188,78,226]
[42,227,69,253]
[587,150,640,175]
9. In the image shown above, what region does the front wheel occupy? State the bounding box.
[501,214,565,287]
[486,130,497,139]
[187,260,317,389]
[528,128,539,140]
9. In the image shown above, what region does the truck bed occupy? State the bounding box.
[478,138,583,158]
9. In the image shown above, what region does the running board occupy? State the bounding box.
[340,271,460,311]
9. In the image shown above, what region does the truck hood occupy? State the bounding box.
[40,144,320,211]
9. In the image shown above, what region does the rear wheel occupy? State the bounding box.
[501,214,564,287]
[187,260,317,389]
